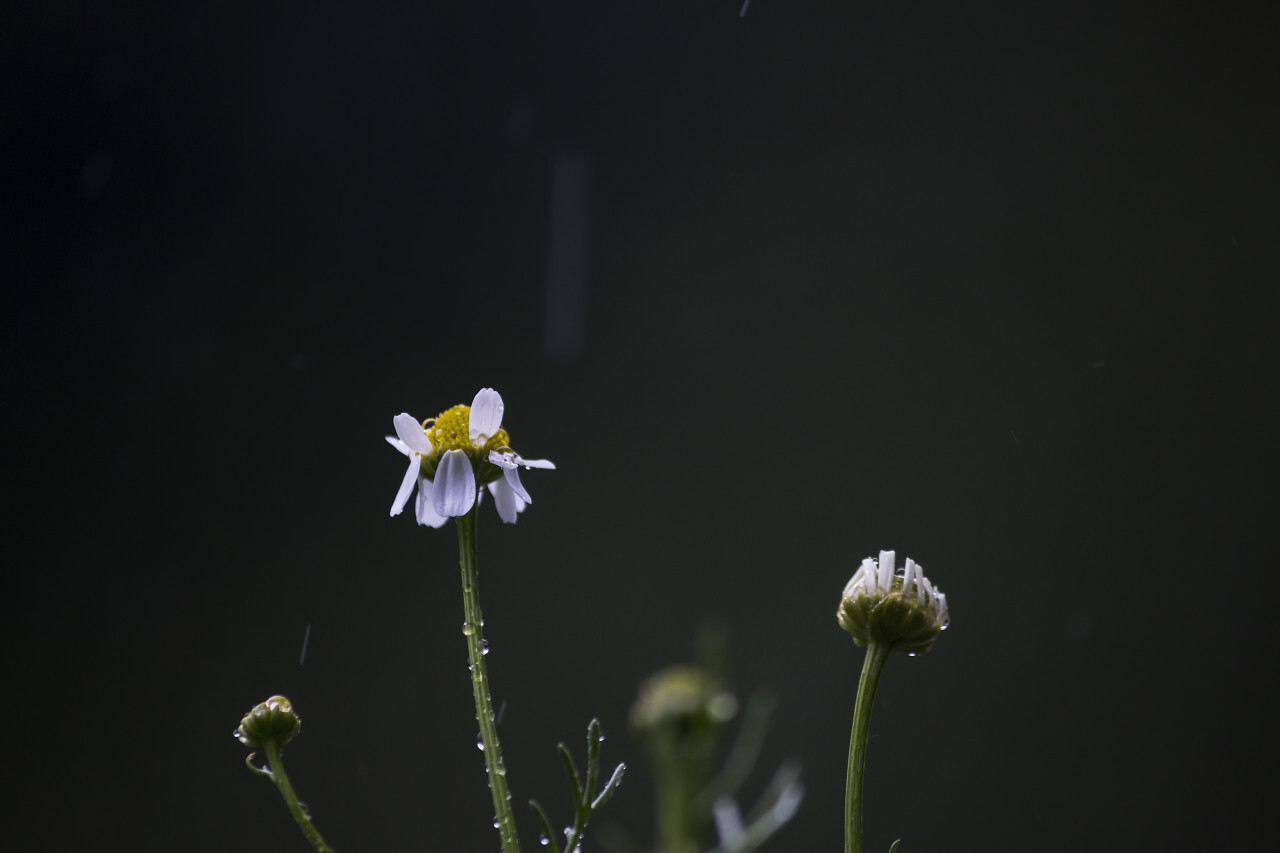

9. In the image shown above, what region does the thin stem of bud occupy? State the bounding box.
[844,641,890,853]
[262,738,334,853]
[456,506,521,853]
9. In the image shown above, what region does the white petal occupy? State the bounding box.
[515,455,555,470]
[712,797,746,851]
[469,388,504,443]
[432,449,476,517]
[488,450,518,470]
[415,475,449,528]
[394,413,434,454]
[910,561,927,605]
[902,558,917,597]
[503,467,532,503]
[842,567,864,598]
[391,456,419,516]
[488,478,519,523]
[860,557,878,593]
[385,435,410,456]
[877,550,895,590]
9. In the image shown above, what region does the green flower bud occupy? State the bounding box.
[630,665,739,735]
[837,551,949,655]
[235,695,301,749]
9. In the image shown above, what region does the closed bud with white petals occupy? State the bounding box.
[837,550,949,655]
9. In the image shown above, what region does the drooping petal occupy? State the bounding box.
[488,451,518,470]
[488,478,519,523]
[394,413,434,454]
[468,388,504,444]
[502,467,531,503]
[515,455,555,470]
[391,456,419,516]
[415,474,449,528]
[432,449,477,517]
[386,435,410,456]
[877,550,895,591]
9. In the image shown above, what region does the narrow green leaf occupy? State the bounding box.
[703,690,776,807]
[243,753,272,777]
[558,742,584,807]
[529,799,561,853]
[887,840,901,853]
[590,762,627,811]
[585,718,602,800]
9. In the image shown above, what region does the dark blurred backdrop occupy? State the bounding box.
[4,2,1277,851]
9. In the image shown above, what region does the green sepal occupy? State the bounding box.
[838,591,942,655]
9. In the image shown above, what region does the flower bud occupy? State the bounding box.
[234,695,301,749]
[630,666,739,735]
[837,551,949,655]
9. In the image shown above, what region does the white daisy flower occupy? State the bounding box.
[386,387,555,525]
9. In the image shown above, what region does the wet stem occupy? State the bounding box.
[845,641,890,853]
[456,506,522,853]
[262,738,335,853]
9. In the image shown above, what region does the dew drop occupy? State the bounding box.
[539,837,550,847]
[463,622,477,636]
[481,639,491,655]
[477,732,485,750]
[493,817,500,829]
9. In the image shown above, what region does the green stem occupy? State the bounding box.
[262,738,334,853]
[457,506,521,853]
[845,641,891,853]
[655,752,695,853]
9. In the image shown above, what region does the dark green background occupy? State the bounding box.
[5,2,1276,850]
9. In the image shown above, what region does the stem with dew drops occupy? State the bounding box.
[456,505,521,853]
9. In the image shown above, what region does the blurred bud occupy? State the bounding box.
[631,665,738,736]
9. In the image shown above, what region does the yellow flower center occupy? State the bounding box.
[426,405,511,455]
